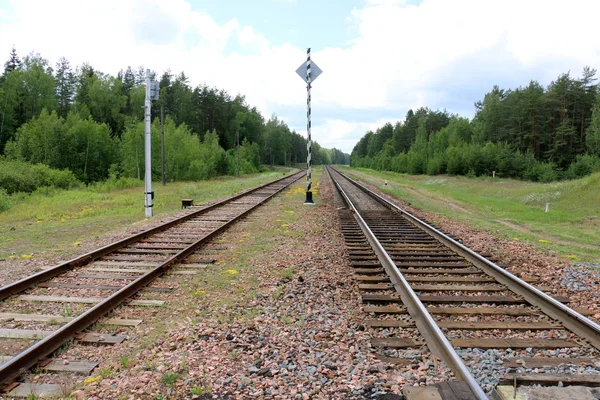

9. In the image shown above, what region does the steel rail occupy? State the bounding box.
[327,167,488,400]
[335,167,600,352]
[0,171,303,301]
[0,171,303,385]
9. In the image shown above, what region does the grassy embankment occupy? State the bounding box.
[339,166,600,263]
[0,169,295,260]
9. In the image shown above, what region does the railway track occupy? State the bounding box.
[0,170,303,396]
[327,166,600,399]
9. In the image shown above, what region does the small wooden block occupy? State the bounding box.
[103,318,143,326]
[427,307,537,316]
[171,270,197,275]
[363,305,407,314]
[390,252,456,256]
[362,294,402,303]
[419,295,524,303]
[129,299,165,306]
[451,338,579,349]
[355,268,384,274]
[0,328,51,339]
[404,386,442,400]
[351,262,381,268]
[87,267,149,273]
[358,283,393,290]
[41,359,98,375]
[406,276,495,283]
[503,357,595,368]
[0,312,71,324]
[74,274,138,280]
[8,383,63,397]
[412,284,504,292]
[94,261,160,267]
[17,295,164,307]
[364,319,415,328]
[495,386,526,400]
[437,321,558,330]
[131,244,187,250]
[102,255,164,262]
[355,276,390,282]
[115,249,176,255]
[144,238,193,244]
[436,381,476,400]
[157,235,197,241]
[77,333,126,344]
[499,373,600,385]
[38,282,172,293]
[0,313,142,327]
[400,268,480,275]
[18,294,100,303]
[396,262,472,268]
[371,338,417,348]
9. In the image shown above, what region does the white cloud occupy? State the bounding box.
[2,0,600,153]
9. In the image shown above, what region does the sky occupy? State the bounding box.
[1,0,600,153]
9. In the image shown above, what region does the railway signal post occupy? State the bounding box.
[296,48,322,204]
[144,69,160,217]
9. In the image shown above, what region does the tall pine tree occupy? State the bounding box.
[3,46,21,75]
[55,57,75,118]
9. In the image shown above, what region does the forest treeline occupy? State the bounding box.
[0,47,349,188]
[351,68,600,182]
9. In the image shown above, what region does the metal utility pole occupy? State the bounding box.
[144,69,160,217]
[296,48,323,204]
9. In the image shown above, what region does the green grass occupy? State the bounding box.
[160,372,180,387]
[0,169,294,259]
[340,166,600,262]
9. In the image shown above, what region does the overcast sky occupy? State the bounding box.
[1,0,600,153]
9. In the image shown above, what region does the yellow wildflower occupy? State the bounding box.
[85,375,102,384]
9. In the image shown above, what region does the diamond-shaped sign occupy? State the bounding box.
[296,61,323,84]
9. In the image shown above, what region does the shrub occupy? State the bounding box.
[0,188,11,212]
[426,155,446,175]
[565,154,600,179]
[0,159,81,194]
[524,162,558,182]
